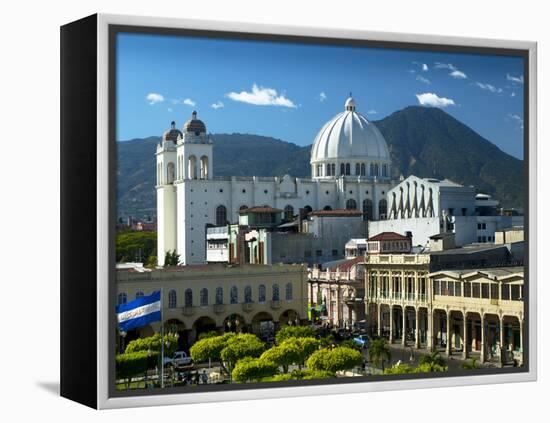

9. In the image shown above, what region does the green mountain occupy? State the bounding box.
[116,106,523,218]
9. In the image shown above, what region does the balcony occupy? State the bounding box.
[182,306,195,317]
[242,302,254,313]
[213,304,225,314]
[270,300,281,310]
[344,295,364,305]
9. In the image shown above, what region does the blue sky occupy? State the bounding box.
[116,32,525,159]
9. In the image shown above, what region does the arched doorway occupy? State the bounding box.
[165,319,187,351]
[279,309,300,327]
[224,313,247,334]
[251,312,275,341]
[192,316,217,344]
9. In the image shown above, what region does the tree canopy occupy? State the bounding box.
[232,357,278,383]
[307,346,363,373]
[116,230,156,263]
[275,325,316,345]
[260,336,319,373]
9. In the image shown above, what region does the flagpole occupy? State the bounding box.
[160,287,164,389]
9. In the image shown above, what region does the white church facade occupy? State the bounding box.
[156,97,394,265]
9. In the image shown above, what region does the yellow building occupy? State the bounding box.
[116,263,308,349]
[365,254,524,365]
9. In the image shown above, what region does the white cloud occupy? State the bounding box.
[450,70,467,79]
[226,84,297,108]
[211,101,224,109]
[434,62,468,79]
[416,92,455,108]
[167,107,173,112]
[507,113,524,130]
[416,75,431,85]
[507,73,524,84]
[183,98,196,107]
[475,82,503,94]
[510,92,516,98]
[407,69,416,74]
[422,63,429,72]
[146,92,164,105]
[367,109,378,115]
[319,92,327,102]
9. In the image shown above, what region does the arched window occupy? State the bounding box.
[168,290,177,309]
[370,163,375,176]
[135,291,144,299]
[117,293,127,305]
[215,287,223,305]
[363,199,373,221]
[184,289,193,307]
[345,163,351,175]
[346,199,357,210]
[331,164,336,176]
[379,199,388,219]
[303,205,312,213]
[382,164,388,177]
[258,284,266,303]
[340,163,345,175]
[317,165,322,177]
[216,205,227,226]
[361,163,366,176]
[200,155,209,179]
[244,286,252,304]
[284,205,294,221]
[355,163,360,175]
[374,163,379,176]
[285,283,293,301]
[323,205,332,211]
[230,286,238,304]
[325,163,331,176]
[272,284,280,301]
[167,162,175,184]
[188,155,197,179]
[200,288,208,306]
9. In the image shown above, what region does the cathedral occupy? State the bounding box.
[156,96,394,265]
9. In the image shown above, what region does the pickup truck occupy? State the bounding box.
[163,351,193,367]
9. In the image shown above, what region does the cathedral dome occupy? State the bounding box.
[163,121,183,143]
[310,97,390,165]
[184,111,206,135]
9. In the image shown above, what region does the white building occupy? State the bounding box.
[156,97,394,265]
[369,175,523,247]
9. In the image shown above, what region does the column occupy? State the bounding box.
[463,312,468,360]
[519,318,524,356]
[427,310,433,351]
[414,273,419,301]
[446,310,451,356]
[499,315,504,361]
[480,314,486,363]
[402,307,406,346]
[415,307,420,348]
[389,305,393,343]
[377,304,382,337]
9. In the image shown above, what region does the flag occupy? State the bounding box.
[116,291,161,332]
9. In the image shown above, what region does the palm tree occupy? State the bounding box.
[368,338,392,371]
[419,351,445,371]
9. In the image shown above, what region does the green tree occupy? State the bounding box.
[198,330,218,340]
[261,337,319,373]
[189,333,235,375]
[418,351,446,371]
[383,363,415,375]
[164,250,180,266]
[116,231,157,264]
[125,332,179,358]
[232,358,279,383]
[340,339,362,351]
[275,326,316,345]
[221,333,265,376]
[368,338,392,371]
[414,362,448,373]
[115,351,152,389]
[461,358,479,370]
[262,369,334,382]
[307,347,363,373]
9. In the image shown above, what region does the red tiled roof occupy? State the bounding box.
[239,206,282,214]
[309,209,363,217]
[368,232,410,241]
[327,256,364,271]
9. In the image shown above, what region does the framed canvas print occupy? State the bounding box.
[60,13,537,409]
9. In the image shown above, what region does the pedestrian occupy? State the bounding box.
[201,370,208,385]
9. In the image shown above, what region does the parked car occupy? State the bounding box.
[353,334,371,349]
[164,351,193,367]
